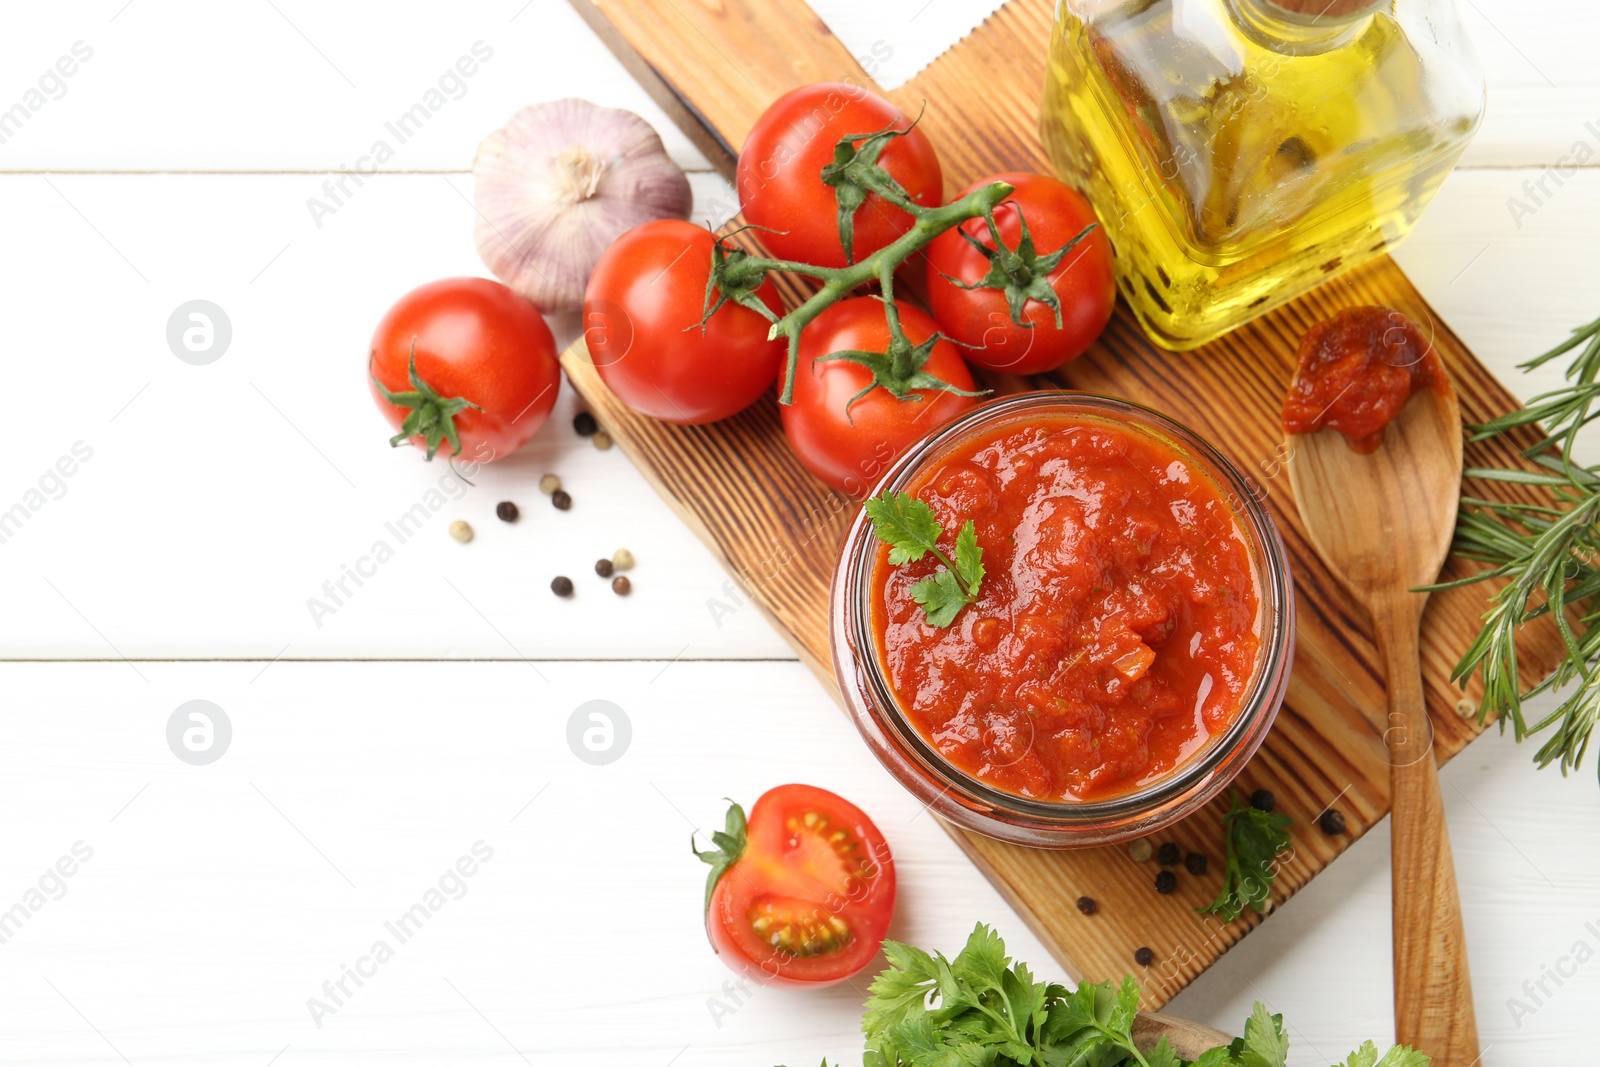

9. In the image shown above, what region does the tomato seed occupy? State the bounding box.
[595,558,614,578]
[496,501,519,523]
[448,520,473,543]
[573,412,598,436]
[552,489,572,511]
[550,576,574,597]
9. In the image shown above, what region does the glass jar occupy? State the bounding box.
[1039,0,1485,350]
[829,392,1295,848]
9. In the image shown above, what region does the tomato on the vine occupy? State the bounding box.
[926,172,1115,375]
[369,277,559,462]
[584,220,784,425]
[781,298,981,496]
[695,784,895,987]
[737,83,942,269]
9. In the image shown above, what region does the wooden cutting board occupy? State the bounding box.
[564,0,1564,1006]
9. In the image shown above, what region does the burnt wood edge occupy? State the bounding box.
[566,0,740,180]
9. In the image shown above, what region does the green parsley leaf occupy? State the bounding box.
[864,940,940,1043]
[910,568,970,629]
[954,520,984,593]
[1198,790,1294,923]
[832,924,1425,1067]
[1235,1002,1289,1067]
[1335,1042,1431,1067]
[865,493,984,628]
[1144,1039,1184,1067]
[864,491,945,566]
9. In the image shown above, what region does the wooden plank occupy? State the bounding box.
[584,0,873,158]
[565,0,1568,1006]
[568,0,740,178]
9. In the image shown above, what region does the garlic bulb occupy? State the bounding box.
[473,99,692,313]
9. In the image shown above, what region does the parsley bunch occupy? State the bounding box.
[804,924,1426,1067]
[1198,792,1294,924]
[865,491,985,628]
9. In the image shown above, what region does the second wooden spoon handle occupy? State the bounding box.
[1375,603,1480,1064]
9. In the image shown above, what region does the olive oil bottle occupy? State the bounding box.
[1040,0,1484,349]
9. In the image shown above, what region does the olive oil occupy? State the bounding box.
[1040,0,1484,349]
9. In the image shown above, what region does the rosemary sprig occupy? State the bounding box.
[1433,313,1600,779]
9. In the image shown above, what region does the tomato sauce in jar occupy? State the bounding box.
[869,415,1263,803]
[1282,306,1447,453]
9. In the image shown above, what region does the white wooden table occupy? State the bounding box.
[2,3,1597,1063]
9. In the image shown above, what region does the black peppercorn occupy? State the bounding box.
[1184,851,1208,876]
[1319,809,1347,836]
[550,576,573,598]
[573,412,598,436]
[552,489,572,511]
[1075,896,1097,916]
[1250,789,1276,812]
[1134,947,1154,967]
[1154,870,1177,894]
[1157,842,1180,867]
[612,575,632,596]
[595,558,615,578]
[495,500,519,523]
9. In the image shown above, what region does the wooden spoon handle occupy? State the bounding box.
[1131,1012,1233,1059]
[1375,602,1480,1064]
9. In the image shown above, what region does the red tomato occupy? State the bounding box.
[369,277,559,463]
[698,785,895,987]
[737,83,943,269]
[926,172,1115,375]
[584,220,784,424]
[782,298,981,496]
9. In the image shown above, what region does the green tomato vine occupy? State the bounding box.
[699,121,1097,407]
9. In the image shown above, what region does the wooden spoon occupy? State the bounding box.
[1132,1013,1234,1059]
[1286,380,1478,1062]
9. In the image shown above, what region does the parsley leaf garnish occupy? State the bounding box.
[1198,791,1295,923]
[1335,1041,1432,1067]
[863,924,1151,1067]
[864,491,984,628]
[812,924,1428,1067]
[1231,1002,1292,1067]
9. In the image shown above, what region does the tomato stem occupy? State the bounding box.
[713,181,1015,405]
[943,211,1100,334]
[370,340,481,461]
[813,255,987,419]
[691,799,749,916]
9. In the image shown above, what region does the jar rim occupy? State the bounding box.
[830,390,1296,846]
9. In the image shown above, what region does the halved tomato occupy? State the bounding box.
[695,784,896,986]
